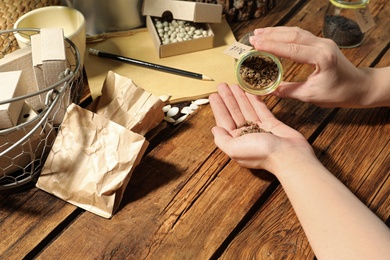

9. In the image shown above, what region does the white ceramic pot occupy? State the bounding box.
[13,6,86,66]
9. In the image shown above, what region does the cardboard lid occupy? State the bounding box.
[142,0,222,23]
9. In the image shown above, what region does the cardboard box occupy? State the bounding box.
[0,71,26,129]
[31,28,68,125]
[142,0,222,58]
[0,102,56,176]
[0,46,44,112]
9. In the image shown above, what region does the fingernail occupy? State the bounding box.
[254,28,265,34]
[249,36,255,45]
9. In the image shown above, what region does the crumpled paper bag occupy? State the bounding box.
[37,71,165,218]
[37,104,149,218]
[95,70,165,136]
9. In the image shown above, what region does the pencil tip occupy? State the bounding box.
[89,48,99,56]
[202,75,213,81]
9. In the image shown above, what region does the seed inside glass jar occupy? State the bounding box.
[239,56,279,90]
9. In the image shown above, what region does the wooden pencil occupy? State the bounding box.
[89,48,213,81]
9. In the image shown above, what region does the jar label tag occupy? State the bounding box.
[354,7,375,33]
[223,42,253,59]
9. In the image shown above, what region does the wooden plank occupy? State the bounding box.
[0,188,78,260]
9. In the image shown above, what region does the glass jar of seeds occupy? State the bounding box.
[235,50,283,95]
[235,32,283,95]
[323,0,371,48]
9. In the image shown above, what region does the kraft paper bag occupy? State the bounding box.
[95,70,165,135]
[37,103,149,218]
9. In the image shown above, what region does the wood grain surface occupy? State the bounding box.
[1,0,389,259]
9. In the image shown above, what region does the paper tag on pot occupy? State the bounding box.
[223,42,253,59]
[354,7,375,33]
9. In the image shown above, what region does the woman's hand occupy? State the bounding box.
[209,83,314,173]
[249,26,374,107]
[210,83,390,260]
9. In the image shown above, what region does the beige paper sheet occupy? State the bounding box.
[85,18,237,104]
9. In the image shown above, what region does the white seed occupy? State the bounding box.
[154,18,209,44]
[166,106,179,117]
[193,98,209,105]
[163,104,171,113]
[164,116,176,123]
[189,103,199,110]
[181,106,193,114]
[174,114,188,125]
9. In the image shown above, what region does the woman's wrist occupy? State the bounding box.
[267,144,320,179]
[360,67,390,107]
[352,67,390,108]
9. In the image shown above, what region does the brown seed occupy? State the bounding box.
[239,56,279,90]
[238,121,272,136]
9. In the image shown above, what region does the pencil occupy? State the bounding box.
[88,48,213,81]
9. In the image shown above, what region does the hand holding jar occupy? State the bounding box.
[248,26,390,108]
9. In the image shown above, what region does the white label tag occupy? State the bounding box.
[354,7,375,33]
[223,42,253,59]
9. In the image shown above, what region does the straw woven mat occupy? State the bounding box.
[0,0,60,58]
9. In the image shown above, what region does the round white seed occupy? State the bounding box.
[181,106,193,114]
[163,104,172,113]
[193,98,209,105]
[189,103,199,110]
[164,116,176,123]
[174,114,188,125]
[166,106,179,117]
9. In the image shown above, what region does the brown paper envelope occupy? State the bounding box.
[95,71,165,135]
[85,18,237,104]
[37,103,149,218]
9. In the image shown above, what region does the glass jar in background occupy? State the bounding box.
[322,0,370,48]
[235,32,283,95]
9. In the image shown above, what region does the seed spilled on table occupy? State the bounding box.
[239,56,279,90]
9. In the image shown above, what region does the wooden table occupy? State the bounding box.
[1,0,389,259]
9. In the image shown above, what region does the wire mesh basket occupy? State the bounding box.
[0,28,83,190]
